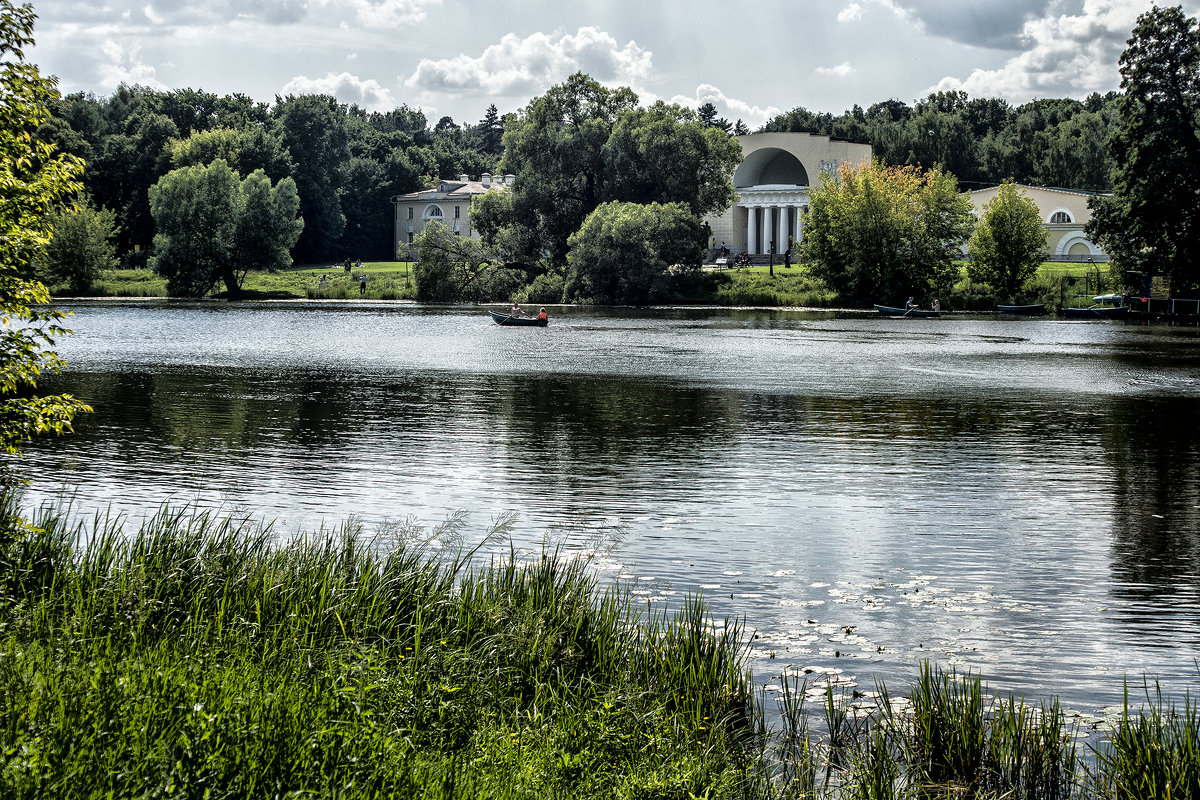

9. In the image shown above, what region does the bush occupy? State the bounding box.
[513,272,565,304]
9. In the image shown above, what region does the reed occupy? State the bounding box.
[0,494,764,798]
[4,492,1198,798]
[1086,680,1200,800]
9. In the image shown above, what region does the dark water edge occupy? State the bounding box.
[19,301,1200,718]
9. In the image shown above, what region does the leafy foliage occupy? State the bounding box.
[1087,4,1200,293]
[565,201,705,305]
[500,74,741,269]
[149,159,302,297]
[41,200,119,293]
[799,160,974,304]
[0,0,91,457]
[967,181,1046,297]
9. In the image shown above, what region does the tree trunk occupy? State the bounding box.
[220,268,242,300]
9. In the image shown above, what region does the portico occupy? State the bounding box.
[705,133,872,257]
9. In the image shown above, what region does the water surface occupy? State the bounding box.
[24,301,1200,719]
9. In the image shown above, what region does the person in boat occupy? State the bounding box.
[510,303,523,317]
[536,307,548,322]
[931,298,941,312]
[905,296,917,310]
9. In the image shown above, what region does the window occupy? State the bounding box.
[454,206,461,219]
[407,207,413,220]
[1050,211,1072,224]
[407,232,414,244]
[425,205,443,219]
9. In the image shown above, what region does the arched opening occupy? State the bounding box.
[734,148,809,188]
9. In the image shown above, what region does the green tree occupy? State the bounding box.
[273,94,349,263]
[0,0,91,457]
[42,200,119,293]
[478,103,503,157]
[500,73,638,267]
[149,159,302,297]
[412,220,482,302]
[603,102,741,217]
[799,160,973,304]
[1087,5,1200,293]
[967,181,1045,296]
[168,125,293,183]
[500,73,740,269]
[564,201,705,305]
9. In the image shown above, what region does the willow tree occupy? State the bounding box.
[149,159,303,297]
[799,159,974,304]
[0,0,91,459]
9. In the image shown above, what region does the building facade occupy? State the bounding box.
[703,133,873,257]
[967,184,1109,261]
[391,173,514,259]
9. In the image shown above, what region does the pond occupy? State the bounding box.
[22,300,1200,721]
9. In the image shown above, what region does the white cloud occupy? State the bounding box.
[666,84,781,129]
[281,71,397,110]
[931,0,1145,101]
[97,40,169,90]
[405,27,651,97]
[816,62,855,78]
[326,0,442,28]
[837,3,864,23]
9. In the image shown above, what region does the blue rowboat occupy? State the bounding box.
[997,303,1046,316]
[873,304,941,318]
[1060,306,1129,320]
[489,310,547,326]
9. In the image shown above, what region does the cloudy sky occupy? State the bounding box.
[31,0,1199,129]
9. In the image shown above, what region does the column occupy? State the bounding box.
[746,206,757,255]
[778,205,790,254]
[762,205,773,256]
[795,205,805,244]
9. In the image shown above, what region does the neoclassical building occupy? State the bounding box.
[966,184,1109,261]
[391,173,514,258]
[704,133,873,257]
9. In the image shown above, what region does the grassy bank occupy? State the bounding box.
[47,260,1110,310]
[45,262,419,301]
[2,495,1198,798]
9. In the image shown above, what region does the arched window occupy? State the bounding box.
[1049,211,1072,224]
[424,205,444,220]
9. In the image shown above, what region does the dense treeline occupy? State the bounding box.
[42,83,1119,273]
[40,86,507,265]
[760,90,1120,194]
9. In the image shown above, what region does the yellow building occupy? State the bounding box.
[967,184,1110,262]
[391,173,514,259]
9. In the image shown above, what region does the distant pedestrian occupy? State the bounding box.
[343,258,351,274]
[359,274,367,295]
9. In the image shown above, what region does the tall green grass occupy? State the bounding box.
[0,495,759,798]
[2,493,1196,798]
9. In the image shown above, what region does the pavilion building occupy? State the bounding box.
[703,133,873,258]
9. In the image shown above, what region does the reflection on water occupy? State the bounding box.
[23,301,1200,714]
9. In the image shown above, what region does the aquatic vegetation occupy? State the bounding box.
[1,493,1196,798]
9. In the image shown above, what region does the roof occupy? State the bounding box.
[967,183,1110,198]
[391,178,511,204]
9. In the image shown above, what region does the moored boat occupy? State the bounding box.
[1060,306,1130,320]
[997,303,1046,316]
[489,310,548,326]
[873,304,941,318]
